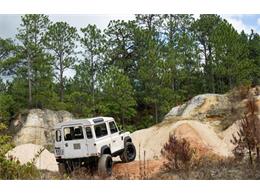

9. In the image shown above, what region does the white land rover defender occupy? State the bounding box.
[54,117,136,175]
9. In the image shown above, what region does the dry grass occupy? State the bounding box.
[231,93,260,165]
[153,154,260,180]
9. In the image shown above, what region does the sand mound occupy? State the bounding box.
[220,120,241,151]
[6,143,58,172]
[132,120,232,160]
[220,115,260,151]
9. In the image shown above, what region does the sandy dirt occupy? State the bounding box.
[132,120,232,161]
[112,159,164,179]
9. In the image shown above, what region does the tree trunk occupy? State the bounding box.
[155,102,158,124]
[59,54,64,102]
[91,54,95,110]
[121,110,125,128]
[208,44,215,93]
[202,43,208,93]
[27,55,32,108]
[229,76,232,90]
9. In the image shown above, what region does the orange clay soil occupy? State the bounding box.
[112,159,164,179]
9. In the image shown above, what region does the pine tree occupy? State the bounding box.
[79,24,106,110]
[99,66,136,127]
[192,14,222,93]
[16,14,51,107]
[105,20,138,80]
[44,21,79,102]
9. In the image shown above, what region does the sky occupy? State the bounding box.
[0,14,135,39]
[0,14,259,80]
[0,14,260,40]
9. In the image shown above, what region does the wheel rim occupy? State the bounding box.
[126,145,135,160]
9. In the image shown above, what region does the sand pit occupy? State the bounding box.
[6,143,58,172]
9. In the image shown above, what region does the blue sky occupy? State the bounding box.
[221,14,260,33]
[0,14,260,40]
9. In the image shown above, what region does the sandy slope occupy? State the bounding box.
[132,120,232,160]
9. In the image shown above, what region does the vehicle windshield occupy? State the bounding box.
[63,126,84,141]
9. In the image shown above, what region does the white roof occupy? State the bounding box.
[54,116,114,129]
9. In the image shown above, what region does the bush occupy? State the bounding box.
[0,94,15,124]
[161,134,195,171]
[0,123,40,179]
[231,94,260,165]
[0,157,40,179]
[228,84,251,102]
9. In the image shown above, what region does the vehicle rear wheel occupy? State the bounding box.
[120,142,136,163]
[98,154,113,176]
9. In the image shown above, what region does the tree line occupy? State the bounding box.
[0,14,259,131]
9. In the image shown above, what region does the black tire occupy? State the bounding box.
[98,154,113,176]
[120,142,136,163]
[119,153,127,162]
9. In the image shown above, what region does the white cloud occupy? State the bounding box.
[222,15,254,34]
[193,14,200,20]
[257,18,260,25]
[49,14,134,31]
[0,14,135,39]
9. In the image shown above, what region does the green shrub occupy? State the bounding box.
[0,157,40,179]
[0,94,15,124]
[0,123,40,179]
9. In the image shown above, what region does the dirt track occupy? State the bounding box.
[112,160,163,179]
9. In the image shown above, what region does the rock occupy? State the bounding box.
[254,95,260,111]
[132,120,232,160]
[6,143,58,172]
[164,92,260,132]
[132,87,260,161]
[165,94,227,119]
[10,109,73,147]
[165,94,235,132]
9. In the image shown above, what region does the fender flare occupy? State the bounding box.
[124,136,132,146]
[100,145,111,155]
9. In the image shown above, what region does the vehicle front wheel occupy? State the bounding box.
[98,154,113,176]
[120,142,136,163]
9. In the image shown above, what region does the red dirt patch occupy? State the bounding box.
[112,160,163,179]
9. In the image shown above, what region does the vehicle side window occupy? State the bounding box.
[94,123,108,138]
[56,130,61,142]
[74,126,84,139]
[63,126,84,141]
[109,121,118,134]
[85,127,93,139]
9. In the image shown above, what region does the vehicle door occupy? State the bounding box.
[108,121,123,153]
[62,124,87,159]
[84,126,96,156]
[93,122,112,154]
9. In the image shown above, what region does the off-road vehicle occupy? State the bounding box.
[54,117,136,175]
